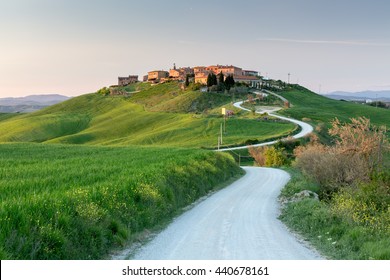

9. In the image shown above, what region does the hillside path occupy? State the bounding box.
[131,167,323,260]
[218,91,313,151]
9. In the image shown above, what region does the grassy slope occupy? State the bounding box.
[278,86,390,127]
[0,143,242,259]
[0,83,296,148]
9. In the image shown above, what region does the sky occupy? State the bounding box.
[0,0,389,97]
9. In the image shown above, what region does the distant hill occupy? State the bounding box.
[0,94,70,113]
[323,90,390,102]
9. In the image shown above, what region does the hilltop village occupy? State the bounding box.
[117,64,263,88]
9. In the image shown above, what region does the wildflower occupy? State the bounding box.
[317,235,322,239]
[332,241,337,245]
[327,238,332,241]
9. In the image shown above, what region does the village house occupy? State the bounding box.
[147,70,169,83]
[194,65,260,85]
[169,64,194,81]
[139,64,261,86]
[118,75,138,86]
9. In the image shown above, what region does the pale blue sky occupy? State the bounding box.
[1,0,389,97]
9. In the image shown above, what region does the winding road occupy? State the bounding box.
[124,91,320,260]
[218,92,313,151]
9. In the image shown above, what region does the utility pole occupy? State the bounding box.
[220,123,223,145]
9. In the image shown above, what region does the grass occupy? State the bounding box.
[127,82,237,113]
[0,143,243,259]
[0,113,19,122]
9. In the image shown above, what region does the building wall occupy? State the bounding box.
[148,71,168,81]
[195,72,208,84]
[118,75,138,86]
[206,65,243,76]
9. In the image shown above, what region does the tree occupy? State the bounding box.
[185,75,190,87]
[207,73,217,87]
[225,74,235,91]
[218,72,224,84]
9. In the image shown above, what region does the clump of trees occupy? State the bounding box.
[207,72,235,91]
[207,73,217,87]
[248,146,287,167]
[97,87,110,96]
[294,117,388,198]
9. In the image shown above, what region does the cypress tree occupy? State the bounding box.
[218,72,224,84]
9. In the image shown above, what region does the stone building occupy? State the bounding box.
[148,70,169,82]
[118,75,138,86]
[194,64,260,85]
[169,64,194,81]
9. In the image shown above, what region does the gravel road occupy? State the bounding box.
[132,167,323,260]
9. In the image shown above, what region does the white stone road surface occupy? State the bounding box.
[132,167,323,260]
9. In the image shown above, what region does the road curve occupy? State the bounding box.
[217,98,313,151]
[132,167,323,260]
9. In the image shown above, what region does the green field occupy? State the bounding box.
[0,143,242,259]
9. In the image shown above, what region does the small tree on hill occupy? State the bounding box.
[218,72,224,84]
[185,75,190,87]
[207,73,217,87]
[225,74,235,91]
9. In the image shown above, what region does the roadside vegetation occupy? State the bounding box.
[0,143,242,259]
[278,117,390,259]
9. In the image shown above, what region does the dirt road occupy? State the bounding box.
[132,167,323,260]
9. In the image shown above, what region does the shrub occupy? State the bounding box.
[294,117,388,198]
[248,146,287,167]
[97,87,110,96]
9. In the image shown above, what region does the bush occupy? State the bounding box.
[295,145,369,198]
[97,87,110,96]
[294,117,388,198]
[248,146,287,167]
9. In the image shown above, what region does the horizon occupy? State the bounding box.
[1,0,389,98]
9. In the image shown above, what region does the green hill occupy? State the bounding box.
[0,83,296,148]
[278,86,390,127]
